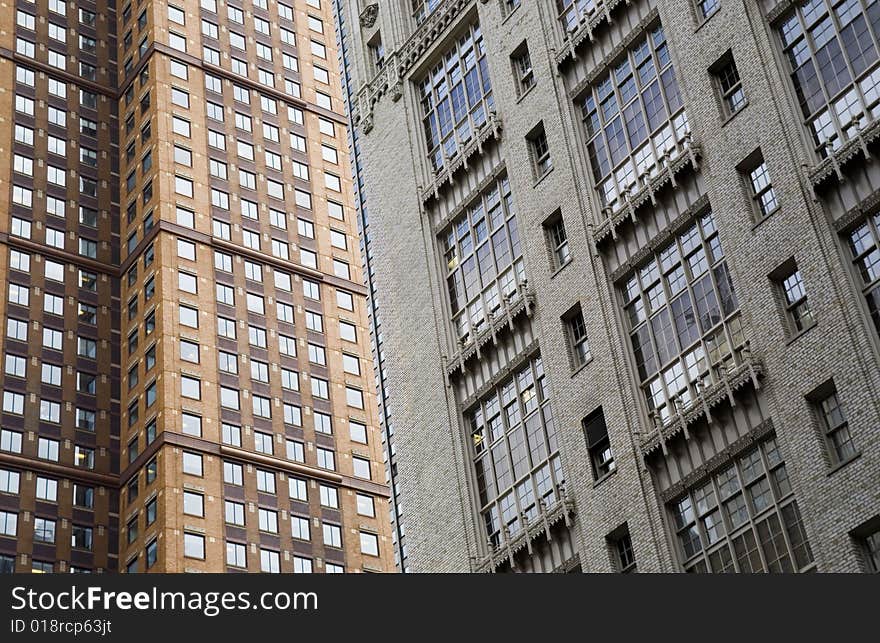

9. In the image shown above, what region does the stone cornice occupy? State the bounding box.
[640,352,765,456]
[354,0,477,132]
[607,194,712,284]
[657,419,776,503]
[473,488,576,573]
[592,136,702,247]
[431,162,507,237]
[444,283,537,380]
[554,0,632,69]
[808,117,880,188]
[421,113,504,206]
[454,337,541,413]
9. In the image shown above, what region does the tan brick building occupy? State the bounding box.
[0,0,393,574]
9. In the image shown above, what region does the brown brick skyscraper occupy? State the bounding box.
[0,0,393,574]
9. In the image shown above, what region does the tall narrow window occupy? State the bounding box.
[712,54,746,118]
[746,157,779,219]
[564,306,591,369]
[815,387,857,466]
[544,214,571,270]
[511,42,535,97]
[527,123,552,179]
[779,268,814,334]
[847,213,880,337]
[584,408,615,480]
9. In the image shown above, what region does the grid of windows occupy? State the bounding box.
[673,438,814,573]
[441,176,524,341]
[468,357,564,547]
[779,0,880,154]
[418,22,494,172]
[580,25,687,213]
[621,211,744,423]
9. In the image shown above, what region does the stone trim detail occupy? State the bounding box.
[592,137,703,246]
[657,419,777,503]
[554,0,631,68]
[809,117,880,187]
[454,337,541,413]
[641,352,766,455]
[473,488,577,573]
[833,187,880,233]
[607,194,712,284]
[445,284,538,382]
[431,163,509,236]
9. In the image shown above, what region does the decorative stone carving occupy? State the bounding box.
[359,3,379,28]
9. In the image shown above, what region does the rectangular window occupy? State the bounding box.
[712,54,746,118]
[418,22,493,171]
[670,437,814,573]
[849,214,880,337]
[580,25,686,213]
[564,306,591,368]
[815,387,858,466]
[584,408,615,480]
[621,210,741,423]
[779,1,880,155]
[779,268,814,334]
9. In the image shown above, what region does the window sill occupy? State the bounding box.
[720,102,748,129]
[501,4,521,25]
[751,207,780,232]
[550,258,572,280]
[785,321,817,346]
[828,451,861,476]
[515,83,537,105]
[693,8,720,34]
[533,166,554,188]
[592,467,618,489]
[570,358,593,378]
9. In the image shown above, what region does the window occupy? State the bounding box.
[0,511,17,537]
[670,438,814,573]
[74,485,94,509]
[260,549,280,573]
[184,533,205,559]
[441,176,524,341]
[864,529,880,572]
[183,452,203,476]
[39,438,60,462]
[291,516,311,541]
[512,43,535,96]
[849,214,880,337]
[745,156,779,219]
[323,524,342,548]
[544,214,570,270]
[224,461,243,486]
[610,529,636,573]
[34,518,56,543]
[254,431,274,455]
[258,509,279,534]
[815,387,857,466]
[320,485,339,509]
[584,408,615,480]
[287,440,305,463]
[181,375,201,400]
[580,26,686,213]
[227,542,247,568]
[0,470,19,495]
[564,306,591,368]
[289,477,308,501]
[713,55,746,118]
[317,447,335,470]
[696,0,720,21]
[351,457,371,480]
[181,413,202,438]
[779,268,814,334]
[360,532,379,556]
[621,210,741,423]
[184,492,204,517]
[357,494,376,517]
[256,470,276,494]
[36,477,58,502]
[418,22,493,171]
[469,356,562,547]
[1,430,22,454]
[779,0,880,155]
